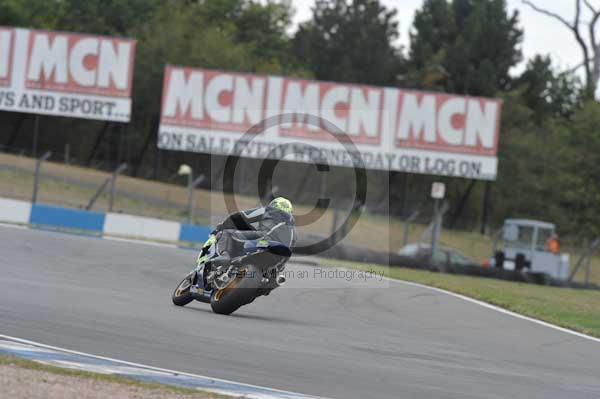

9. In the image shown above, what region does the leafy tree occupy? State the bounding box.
[490,92,600,238]
[0,0,60,28]
[406,0,524,234]
[0,0,162,35]
[405,0,455,91]
[54,0,161,36]
[408,0,523,96]
[195,0,301,74]
[559,101,600,236]
[293,0,403,85]
[232,1,293,68]
[522,0,600,100]
[517,55,583,124]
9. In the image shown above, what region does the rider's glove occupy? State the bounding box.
[213,223,225,233]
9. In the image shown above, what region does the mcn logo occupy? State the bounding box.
[161,67,501,156]
[0,27,136,122]
[0,28,12,86]
[395,92,500,155]
[25,31,135,97]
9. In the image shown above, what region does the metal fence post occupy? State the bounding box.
[402,210,420,247]
[585,256,592,286]
[187,172,193,224]
[187,174,205,225]
[176,165,205,224]
[32,151,51,204]
[86,177,112,211]
[430,199,440,262]
[32,115,40,158]
[429,183,447,266]
[109,163,127,212]
[568,238,600,283]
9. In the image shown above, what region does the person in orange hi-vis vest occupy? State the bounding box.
[546,233,560,254]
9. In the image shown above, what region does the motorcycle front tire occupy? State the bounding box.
[172,272,195,306]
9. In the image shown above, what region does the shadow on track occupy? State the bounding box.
[179,304,310,326]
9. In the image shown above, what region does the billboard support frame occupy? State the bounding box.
[5,114,26,149]
[32,151,51,203]
[132,113,160,177]
[480,181,492,235]
[31,115,40,158]
[449,180,477,229]
[87,122,111,166]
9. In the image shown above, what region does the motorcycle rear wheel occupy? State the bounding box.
[210,265,261,315]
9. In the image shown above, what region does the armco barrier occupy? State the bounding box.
[0,197,210,245]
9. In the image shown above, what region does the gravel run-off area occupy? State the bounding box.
[0,363,225,399]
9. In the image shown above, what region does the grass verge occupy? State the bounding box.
[0,355,229,398]
[318,257,600,338]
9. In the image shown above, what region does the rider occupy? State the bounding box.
[198,197,295,268]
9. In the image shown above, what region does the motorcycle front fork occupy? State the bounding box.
[189,266,213,303]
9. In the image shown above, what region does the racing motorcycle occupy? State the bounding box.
[171,223,292,315]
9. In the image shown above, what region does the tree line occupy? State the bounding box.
[0,0,598,238]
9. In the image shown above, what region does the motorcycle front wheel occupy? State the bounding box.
[172,272,195,306]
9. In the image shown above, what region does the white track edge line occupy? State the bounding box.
[0,222,28,229]
[382,276,600,344]
[0,333,325,399]
[103,236,179,249]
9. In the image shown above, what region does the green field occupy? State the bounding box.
[318,257,600,338]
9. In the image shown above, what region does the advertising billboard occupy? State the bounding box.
[0,27,135,122]
[158,66,502,180]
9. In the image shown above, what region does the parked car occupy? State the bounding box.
[398,243,477,272]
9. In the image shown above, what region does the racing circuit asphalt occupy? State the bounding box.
[1,225,599,399]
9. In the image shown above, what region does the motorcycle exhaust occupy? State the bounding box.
[190,284,212,303]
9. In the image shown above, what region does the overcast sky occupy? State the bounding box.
[291,0,590,75]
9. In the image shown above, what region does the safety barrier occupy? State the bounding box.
[179,224,213,243]
[104,213,181,242]
[0,197,210,245]
[0,198,31,224]
[30,204,106,233]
